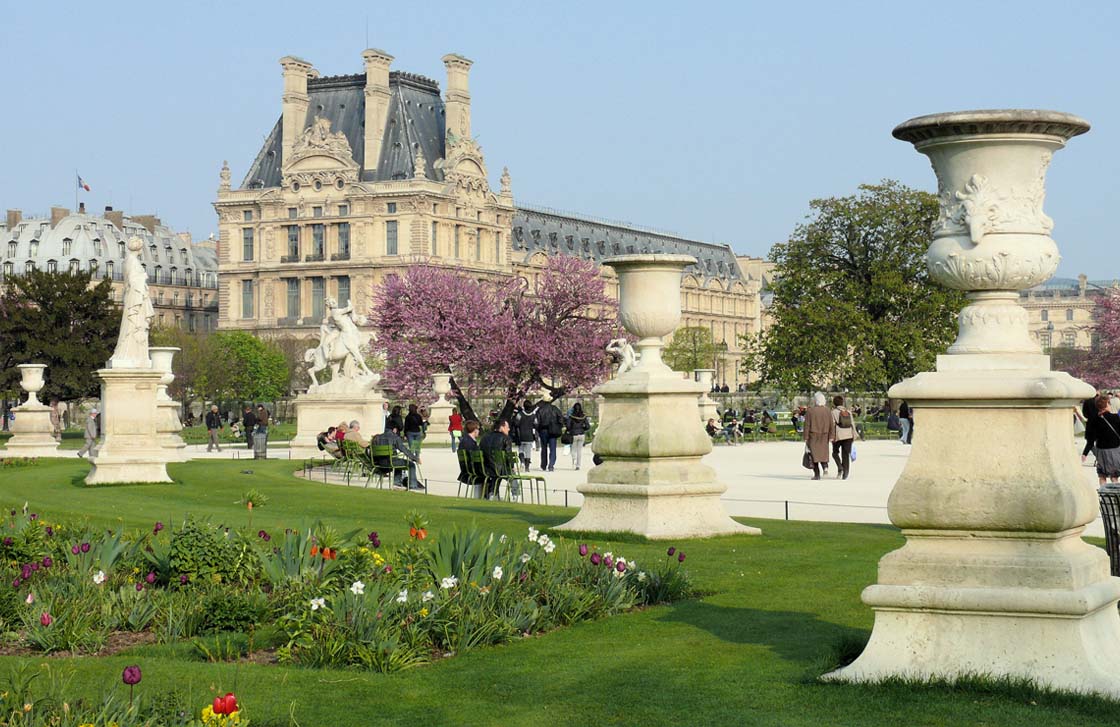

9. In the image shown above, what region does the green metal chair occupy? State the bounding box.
[456,449,484,498]
[369,444,407,489]
[339,440,365,484]
[503,450,546,504]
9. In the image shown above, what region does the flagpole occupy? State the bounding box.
[74,169,78,212]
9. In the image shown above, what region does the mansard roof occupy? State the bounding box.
[241,71,446,189]
[512,206,743,284]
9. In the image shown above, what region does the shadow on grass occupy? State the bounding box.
[67,472,185,489]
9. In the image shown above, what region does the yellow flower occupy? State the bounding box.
[132,567,140,575]
[419,607,429,617]
[79,723,94,727]
[23,703,31,712]
[202,705,214,720]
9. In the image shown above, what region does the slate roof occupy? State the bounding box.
[512,207,743,284]
[241,72,446,189]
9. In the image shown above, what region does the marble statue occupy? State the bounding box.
[109,237,154,369]
[606,338,638,376]
[304,297,378,392]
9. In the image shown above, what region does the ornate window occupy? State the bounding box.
[90,260,99,275]
[1066,308,1074,321]
[150,244,157,258]
[312,224,324,258]
[69,259,79,274]
[243,210,253,222]
[29,240,38,256]
[106,261,114,277]
[7,241,15,258]
[338,223,350,257]
[47,260,57,273]
[386,220,398,255]
[288,207,297,219]
[313,206,323,218]
[337,276,350,307]
[241,279,254,318]
[1041,309,1048,321]
[25,261,35,273]
[431,222,438,255]
[311,278,325,319]
[495,234,502,263]
[119,241,126,258]
[387,202,397,214]
[454,226,460,258]
[338,204,349,216]
[286,278,300,318]
[2,262,12,276]
[476,228,483,260]
[242,228,254,261]
[1063,331,1077,348]
[62,238,72,256]
[155,265,162,283]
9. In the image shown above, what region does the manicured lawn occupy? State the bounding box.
[0,458,1117,726]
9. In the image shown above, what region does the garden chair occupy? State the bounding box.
[369,444,407,489]
[456,449,484,499]
[339,440,364,484]
[503,450,546,504]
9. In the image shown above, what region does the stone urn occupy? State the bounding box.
[148,347,180,401]
[694,369,719,423]
[555,255,757,539]
[425,372,455,445]
[17,364,47,407]
[828,110,1120,697]
[432,373,452,400]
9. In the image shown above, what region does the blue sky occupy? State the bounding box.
[3,0,1116,278]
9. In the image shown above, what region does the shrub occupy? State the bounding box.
[199,588,268,634]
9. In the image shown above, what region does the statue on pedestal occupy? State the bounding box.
[109,237,154,369]
[606,338,638,376]
[304,298,378,393]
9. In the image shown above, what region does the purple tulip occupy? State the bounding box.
[263,533,271,542]
[2,537,11,547]
[71,545,80,555]
[29,562,39,572]
[383,565,393,574]
[372,538,381,548]
[41,557,52,568]
[578,544,589,557]
[667,547,676,557]
[135,582,144,592]
[44,526,53,537]
[122,665,142,685]
[678,552,686,563]
[153,522,164,534]
[367,531,379,543]
[179,574,189,585]
[616,560,626,573]
[80,542,90,553]
[39,612,52,627]
[28,514,37,521]
[20,565,32,579]
[603,556,613,569]
[258,530,267,538]
[145,571,156,584]
[590,553,602,566]
[11,578,20,588]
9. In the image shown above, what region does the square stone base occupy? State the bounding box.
[86,368,171,484]
[1,404,61,457]
[290,391,386,458]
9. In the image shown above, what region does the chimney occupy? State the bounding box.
[442,53,473,138]
[50,206,70,228]
[103,205,125,230]
[132,215,161,234]
[361,48,394,174]
[78,202,86,214]
[1079,273,1088,296]
[5,209,20,229]
[279,55,314,166]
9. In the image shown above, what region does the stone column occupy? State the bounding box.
[149,347,187,462]
[694,369,720,423]
[1,364,61,457]
[425,373,455,445]
[827,110,1120,696]
[86,367,170,484]
[556,255,759,539]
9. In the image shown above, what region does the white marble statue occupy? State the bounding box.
[109,236,154,369]
[606,338,638,375]
[304,297,377,391]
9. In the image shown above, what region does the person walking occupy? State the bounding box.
[536,399,562,472]
[567,403,590,470]
[404,404,425,451]
[831,395,861,480]
[241,405,257,449]
[76,408,99,458]
[387,405,405,434]
[514,400,538,470]
[898,401,912,445]
[1084,395,1120,486]
[803,392,835,481]
[49,398,62,442]
[448,407,464,452]
[205,404,223,452]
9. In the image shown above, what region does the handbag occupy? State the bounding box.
[801,446,813,470]
[560,432,573,445]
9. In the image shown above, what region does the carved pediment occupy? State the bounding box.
[283,116,359,187]
[435,130,497,204]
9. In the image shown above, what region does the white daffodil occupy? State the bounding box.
[396,589,408,604]
[542,541,556,554]
[92,570,106,585]
[310,597,326,611]
[527,527,539,542]
[492,565,504,580]
[350,580,365,595]
[499,534,508,544]
[422,590,434,602]
[520,553,531,563]
[537,533,550,546]
[441,575,459,589]
[628,560,637,570]
[638,571,648,582]
[603,551,613,559]
[612,568,623,578]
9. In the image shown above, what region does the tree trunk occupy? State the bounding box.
[448,376,478,423]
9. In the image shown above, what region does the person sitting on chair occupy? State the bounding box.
[479,419,514,500]
[370,421,422,490]
[457,419,482,488]
[317,426,341,458]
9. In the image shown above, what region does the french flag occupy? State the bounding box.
[77,174,90,192]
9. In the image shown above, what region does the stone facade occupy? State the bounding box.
[216,49,770,389]
[1020,274,1119,351]
[1,206,218,331]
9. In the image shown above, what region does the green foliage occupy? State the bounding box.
[169,518,255,585]
[742,180,966,393]
[663,326,721,373]
[210,331,289,402]
[0,269,118,400]
[198,589,267,634]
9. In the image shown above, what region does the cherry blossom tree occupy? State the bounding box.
[1058,289,1120,389]
[369,256,619,421]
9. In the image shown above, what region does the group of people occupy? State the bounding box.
[512,400,591,471]
[802,393,862,481]
[1079,391,1120,486]
[317,417,424,490]
[201,404,270,453]
[706,408,776,444]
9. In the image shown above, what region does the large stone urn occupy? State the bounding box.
[0,364,61,457]
[556,255,758,539]
[828,110,1120,697]
[694,369,720,423]
[425,373,455,445]
[149,347,187,461]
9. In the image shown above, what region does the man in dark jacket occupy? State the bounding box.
[513,400,537,470]
[370,421,422,490]
[241,405,257,449]
[457,420,482,487]
[479,419,513,500]
[403,404,425,450]
[535,400,562,472]
[205,405,223,452]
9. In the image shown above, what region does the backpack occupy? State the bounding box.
[836,408,853,429]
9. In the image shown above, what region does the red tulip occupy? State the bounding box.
[213,692,239,714]
[40,612,52,627]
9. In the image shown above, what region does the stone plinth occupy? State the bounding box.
[85,368,171,484]
[425,373,455,445]
[2,363,62,458]
[290,391,387,458]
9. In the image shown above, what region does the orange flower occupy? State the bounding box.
[409,527,418,539]
[310,545,319,557]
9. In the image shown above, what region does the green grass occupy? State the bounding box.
[0,458,1117,726]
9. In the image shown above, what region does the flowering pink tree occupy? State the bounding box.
[1059,289,1120,389]
[369,256,619,419]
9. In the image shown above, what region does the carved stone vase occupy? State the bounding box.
[694,369,719,423]
[556,255,757,539]
[426,373,455,445]
[149,347,187,461]
[827,110,1120,697]
[0,364,60,457]
[18,364,46,407]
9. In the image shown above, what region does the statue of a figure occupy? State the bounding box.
[500,166,512,195]
[219,160,231,191]
[304,297,377,389]
[109,237,155,368]
[606,338,638,375]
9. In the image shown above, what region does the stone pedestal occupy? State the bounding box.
[1,364,61,457]
[290,391,387,458]
[86,368,171,484]
[149,347,187,462]
[694,369,720,423]
[426,373,455,445]
[827,110,1120,697]
[556,255,758,540]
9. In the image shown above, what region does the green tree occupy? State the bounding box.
[0,270,118,401]
[209,331,289,403]
[150,327,214,415]
[742,180,965,393]
[663,326,721,373]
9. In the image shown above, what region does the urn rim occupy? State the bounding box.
[893,109,1090,144]
[603,253,698,271]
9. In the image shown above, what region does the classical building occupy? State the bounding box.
[1021,274,1119,351]
[1,205,218,331]
[215,49,770,387]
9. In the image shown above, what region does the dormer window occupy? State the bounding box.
[47,259,57,273]
[106,261,114,277]
[7,241,15,258]
[149,245,157,258]
[29,240,38,256]
[119,241,126,258]
[62,238,72,256]
[69,259,79,274]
